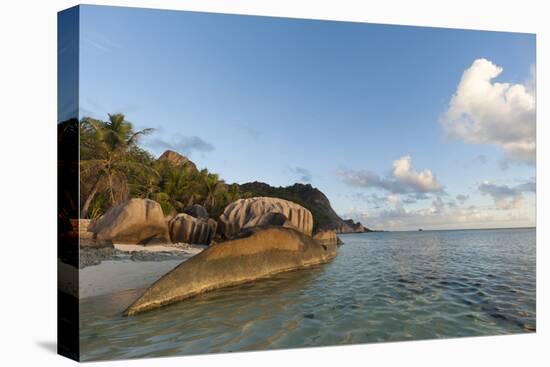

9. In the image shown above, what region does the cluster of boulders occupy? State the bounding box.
[83,195,343,315]
[86,199,215,246]
[169,213,217,245]
[86,196,339,249]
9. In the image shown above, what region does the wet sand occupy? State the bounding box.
[65,243,206,298]
[79,259,185,298]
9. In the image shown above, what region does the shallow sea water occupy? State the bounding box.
[80,228,536,361]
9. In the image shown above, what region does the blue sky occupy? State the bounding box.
[72,5,536,230]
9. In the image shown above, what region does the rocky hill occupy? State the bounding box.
[343,219,371,233]
[154,151,372,234]
[158,150,197,171]
[239,181,372,233]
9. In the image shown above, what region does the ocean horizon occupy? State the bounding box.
[367,226,536,232]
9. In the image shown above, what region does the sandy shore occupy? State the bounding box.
[68,243,206,299]
[79,259,185,298]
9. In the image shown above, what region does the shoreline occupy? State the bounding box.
[79,259,185,299]
[79,242,206,268]
[75,243,206,299]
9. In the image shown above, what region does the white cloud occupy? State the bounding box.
[338,155,443,194]
[343,204,496,231]
[386,194,401,205]
[442,58,536,164]
[145,134,215,156]
[430,196,445,214]
[392,155,442,192]
[343,195,535,231]
[342,178,535,230]
[456,194,469,204]
[478,179,535,210]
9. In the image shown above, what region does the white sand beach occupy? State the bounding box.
[77,243,206,299]
[79,259,184,298]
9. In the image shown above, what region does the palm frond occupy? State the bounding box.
[127,128,154,146]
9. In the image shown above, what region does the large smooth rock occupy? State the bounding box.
[244,212,292,228]
[88,199,170,245]
[125,226,337,315]
[313,230,342,246]
[169,213,217,245]
[182,204,209,220]
[218,197,313,239]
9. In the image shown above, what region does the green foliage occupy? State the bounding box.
[79,113,156,218]
[151,192,174,216]
[79,114,332,231]
[88,192,110,219]
[153,164,245,217]
[79,113,248,219]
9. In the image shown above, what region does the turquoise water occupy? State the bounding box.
[80,228,536,361]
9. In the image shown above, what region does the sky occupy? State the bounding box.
[70,5,536,231]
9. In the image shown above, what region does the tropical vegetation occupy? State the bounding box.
[79,113,250,219]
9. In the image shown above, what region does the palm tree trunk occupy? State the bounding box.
[81,177,101,218]
[107,172,115,205]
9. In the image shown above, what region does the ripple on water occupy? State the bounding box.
[79,228,536,361]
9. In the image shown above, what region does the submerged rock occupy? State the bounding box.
[125,226,337,315]
[218,197,313,239]
[169,213,217,245]
[88,198,170,245]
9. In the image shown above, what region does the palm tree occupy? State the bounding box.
[223,183,241,204]
[201,171,227,211]
[80,113,154,218]
[153,163,205,214]
[161,168,190,211]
